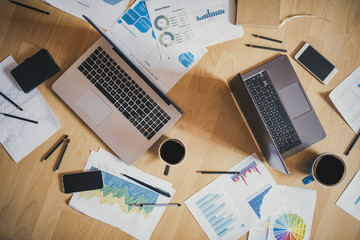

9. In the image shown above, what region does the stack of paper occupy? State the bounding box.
[0,56,61,163]
[69,148,175,240]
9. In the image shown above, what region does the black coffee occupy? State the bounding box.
[314,155,345,185]
[160,140,185,165]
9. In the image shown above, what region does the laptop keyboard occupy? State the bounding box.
[77,46,171,140]
[244,70,302,154]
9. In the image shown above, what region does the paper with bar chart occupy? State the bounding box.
[69,149,175,240]
[330,65,360,134]
[185,153,288,240]
[337,169,360,221]
[249,185,317,240]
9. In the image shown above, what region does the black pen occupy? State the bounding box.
[130,203,181,207]
[252,34,283,43]
[245,44,287,53]
[345,132,360,156]
[0,112,38,124]
[42,135,68,162]
[9,0,50,15]
[0,91,23,111]
[122,173,171,198]
[55,139,70,172]
[196,171,239,174]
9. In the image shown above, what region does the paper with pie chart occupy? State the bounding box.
[185,153,288,240]
[145,0,204,59]
[249,186,317,240]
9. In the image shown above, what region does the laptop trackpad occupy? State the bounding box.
[279,83,311,119]
[77,90,112,126]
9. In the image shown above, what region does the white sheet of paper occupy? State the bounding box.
[336,169,360,221]
[107,0,207,93]
[0,56,60,163]
[329,66,360,134]
[190,0,244,47]
[69,149,175,240]
[145,0,204,59]
[42,0,129,29]
[185,154,288,240]
[249,185,317,240]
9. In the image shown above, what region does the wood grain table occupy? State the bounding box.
[0,0,360,239]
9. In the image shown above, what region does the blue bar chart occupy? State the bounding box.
[195,193,236,238]
[195,5,225,22]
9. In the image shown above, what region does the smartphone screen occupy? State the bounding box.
[296,44,336,82]
[62,170,104,193]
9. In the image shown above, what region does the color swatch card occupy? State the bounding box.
[69,148,175,240]
[337,169,360,221]
[249,186,317,240]
[0,56,60,162]
[185,154,288,240]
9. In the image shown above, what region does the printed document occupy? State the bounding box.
[70,148,175,240]
[42,0,129,29]
[107,0,207,93]
[249,186,317,240]
[330,66,360,134]
[185,154,287,240]
[337,169,360,221]
[0,56,60,163]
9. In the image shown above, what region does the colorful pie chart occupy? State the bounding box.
[273,213,306,240]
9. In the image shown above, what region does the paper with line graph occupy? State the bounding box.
[185,153,287,240]
[330,66,360,134]
[0,56,60,163]
[69,149,175,240]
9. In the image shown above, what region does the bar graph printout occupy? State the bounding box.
[337,169,360,221]
[185,153,288,240]
[69,148,175,240]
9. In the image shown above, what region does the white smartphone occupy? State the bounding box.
[294,43,338,84]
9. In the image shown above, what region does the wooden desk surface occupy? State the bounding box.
[1,0,360,239]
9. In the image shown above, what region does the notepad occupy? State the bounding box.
[236,0,281,28]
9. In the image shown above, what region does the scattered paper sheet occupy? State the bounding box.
[145,0,204,59]
[107,0,207,93]
[42,0,129,29]
[329,66,360,134]
[0,56,60,163]
[336,169,360,221]
[249,185,317,240]
[188,0,244,47]
[185,154,288,240]
[69,148,175,240]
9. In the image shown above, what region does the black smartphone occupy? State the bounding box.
[10,49,60,93]
[294,43,338,84]
[62,170,104,193]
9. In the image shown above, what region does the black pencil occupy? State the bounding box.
[9,0,50,15]
[196,171,239,174]
[252,34,283,43]
[42,135,68,162]
[245,44,287,53]
[55,139,70,172]
[0,112,38,124]
[122,173,171,198]
[0,91,23,111]
[345,132,360,156]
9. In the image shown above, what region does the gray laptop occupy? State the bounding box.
[229,55,326,174]
[53,16,182,165]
